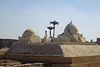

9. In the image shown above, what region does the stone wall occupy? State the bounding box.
[5,55,72,64]
[97,38,100,45]
[0,39,17,48]
[5,55,100,67]
[51,62,100,67]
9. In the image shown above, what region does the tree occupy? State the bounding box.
[47,26,53,38]
[50,20,59,38]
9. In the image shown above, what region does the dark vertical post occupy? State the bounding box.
[53,25,55,38]
[45,30,47,36]
[50,30,51,38]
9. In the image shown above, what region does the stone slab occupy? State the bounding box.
[72,56,100,64]
[70,61,100,67]
[6,45,63,56]
[51,64,71,67]
[5,55,72,64]
[61,45,100,57]
[51,61,100,67]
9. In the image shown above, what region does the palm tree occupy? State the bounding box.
[47,26,53,38]
[50,20,59,38]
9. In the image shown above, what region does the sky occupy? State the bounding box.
[0,0,100,41]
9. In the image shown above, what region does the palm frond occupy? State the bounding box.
[50,21,59,25]
[47,26,53,30]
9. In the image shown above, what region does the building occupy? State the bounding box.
[0,21,99,67]
[96,38,100,44]
[17,29,41,45]
[52,21,86,42]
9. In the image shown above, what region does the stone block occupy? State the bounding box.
[5,55,72,64]
[95,61,100,67]
[51,64,71,67]
[72,56,100,64]
[70,61,100,67]
[95,56,100,61]
[50,62,100,67]
[72,56,94,64]
[71,63,89,67]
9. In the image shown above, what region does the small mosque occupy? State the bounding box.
[52,21,86,42]
[16,21,86,45]
[17,29,41,45]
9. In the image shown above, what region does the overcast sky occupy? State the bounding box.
[0,0,100,41]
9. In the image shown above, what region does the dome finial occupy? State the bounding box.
[70,20,72,24]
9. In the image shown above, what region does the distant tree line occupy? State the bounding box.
[47,20,59,38]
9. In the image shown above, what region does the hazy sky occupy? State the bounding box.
[0,0,100,41]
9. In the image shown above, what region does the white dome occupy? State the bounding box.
[64,22,78,35]
[22,29,36,37]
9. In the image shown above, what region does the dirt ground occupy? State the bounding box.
[0,59,43,67]
[0,48,43,67]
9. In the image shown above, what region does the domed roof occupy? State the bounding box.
[64,21,78,35]
[22,29,36,37]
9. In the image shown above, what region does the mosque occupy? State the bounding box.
[16,21,86,45]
